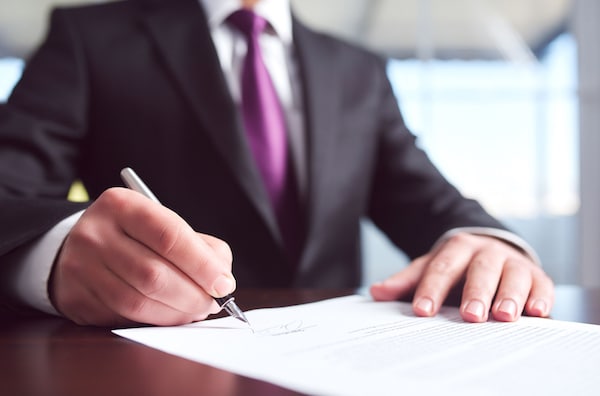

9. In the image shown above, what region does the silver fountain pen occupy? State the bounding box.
[120,167,251,327]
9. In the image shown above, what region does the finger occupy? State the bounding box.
[412,234,475,316]
[101,188,235,297]
[64,203,219,317]
[57,226,219,326]
[370,254,430,301]
[57,280,133,327]
[491,258,533,322]
[51,245,136,326]
[102,229,218,315]
[524,267,554,317]
[87,259,215,326]
[201,234,234,270]
[459,249,504,322]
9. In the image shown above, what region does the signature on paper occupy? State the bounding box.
[255,320,316,337]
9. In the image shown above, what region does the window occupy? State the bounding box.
[363,33,578,285]
[0,57,24,102]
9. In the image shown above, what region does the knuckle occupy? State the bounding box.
[471,257,498,273]
[156,221,183,257]
[505,257,531,272]
[446,232,473,246]
[214,239,233,263]
[126,294,150,318]
[137,264,169,296]
[429,256,454,274]
[97,187,130,212]
[68,225,101,251]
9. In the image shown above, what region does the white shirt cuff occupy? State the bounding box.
[11,210,83,315]
[431,227,542,266]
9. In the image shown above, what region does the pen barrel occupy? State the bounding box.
[120,167,161,203]
[120,167,249,325]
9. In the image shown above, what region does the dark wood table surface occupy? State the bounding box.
[1,286,598,396]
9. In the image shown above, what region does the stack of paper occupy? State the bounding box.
[114,295,600,396]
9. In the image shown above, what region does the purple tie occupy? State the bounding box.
[228,10,303,262]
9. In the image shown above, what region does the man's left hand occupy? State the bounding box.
[370,233,554,322]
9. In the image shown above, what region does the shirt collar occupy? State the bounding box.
[200,0,293,44]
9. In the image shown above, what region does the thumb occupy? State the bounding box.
[369,253,431,301]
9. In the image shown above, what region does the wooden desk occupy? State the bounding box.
[1,286,598,396]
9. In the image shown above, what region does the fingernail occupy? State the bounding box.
[415,297,434,315]
[531,299,547,316]
[212,275,235,297]
[464,300,485,320]
[498,299,518,319]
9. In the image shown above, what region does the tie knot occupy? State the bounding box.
[227,9,268,39]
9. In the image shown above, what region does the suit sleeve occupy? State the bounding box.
[0,10,89,265]
[367,57,507,259]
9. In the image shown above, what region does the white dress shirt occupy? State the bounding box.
[7,0,540,316]
[202,0,307,196]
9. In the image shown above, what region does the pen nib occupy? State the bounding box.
[221,299,252,330]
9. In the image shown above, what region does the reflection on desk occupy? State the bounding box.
[0,286,598,396]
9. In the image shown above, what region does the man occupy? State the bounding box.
[0,0,553,326]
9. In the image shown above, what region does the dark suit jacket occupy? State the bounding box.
[0,0,505,296]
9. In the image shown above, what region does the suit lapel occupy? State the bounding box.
[293,20,341,265]
[139,0,280,240]
[138,3,342,261]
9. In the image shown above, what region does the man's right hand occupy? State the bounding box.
[49,187,235,327]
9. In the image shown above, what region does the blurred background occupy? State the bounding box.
[0,0,598,287]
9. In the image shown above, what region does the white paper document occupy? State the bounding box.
[113,295,600,396]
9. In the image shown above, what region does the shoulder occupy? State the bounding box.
[292,16,387,73]
[50,0,139,19]
[44,0,206,39]
[50,0,197,17]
